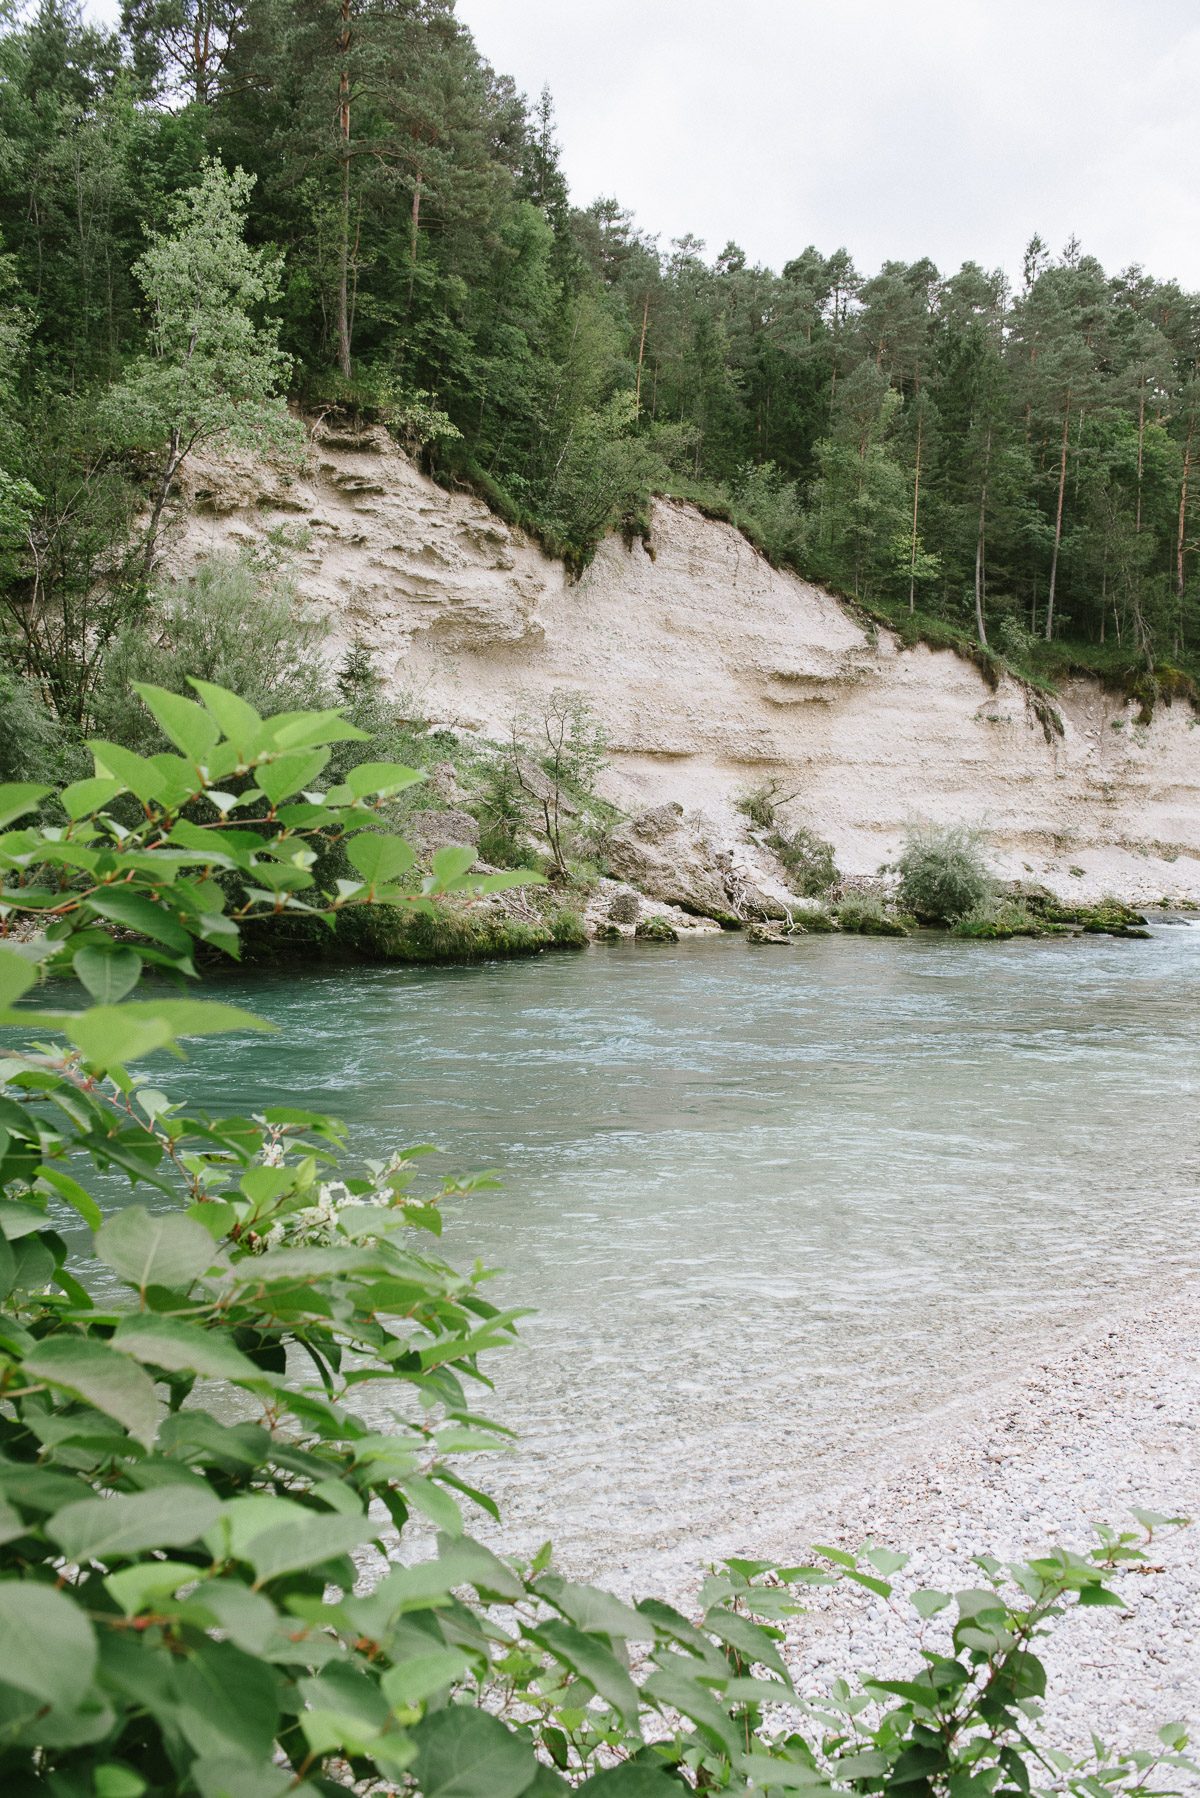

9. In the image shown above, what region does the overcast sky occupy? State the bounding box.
[455,0,1200,288]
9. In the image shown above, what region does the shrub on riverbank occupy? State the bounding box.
[770,823,839,897]
[952,898,1046,939]
[836,893,910,935]
[0,686,1191,1795]
[897,822,994,922]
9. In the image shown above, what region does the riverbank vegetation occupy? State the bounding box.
[4,0,1200,764]
[0,685,1192,1793]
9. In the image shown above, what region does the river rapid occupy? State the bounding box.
[93,926,1200,1589]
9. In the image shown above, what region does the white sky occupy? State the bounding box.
[77,0,1200,288]
[456,0,1200,287]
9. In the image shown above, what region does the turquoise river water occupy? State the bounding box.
[81,925,1200,1584]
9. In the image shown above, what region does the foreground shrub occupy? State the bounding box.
[0,687,1191,1794]
[897,822,994,923]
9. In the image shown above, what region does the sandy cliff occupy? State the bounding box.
[171,422,1200,904]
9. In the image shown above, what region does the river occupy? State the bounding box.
[84,926,1200,1589]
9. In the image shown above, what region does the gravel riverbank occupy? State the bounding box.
[773,1282,1200,1766]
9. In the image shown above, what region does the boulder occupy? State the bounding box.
[746,924,790,945]
[634,914,679,943]
[608,889,640,924]
[406,807,480,852]
[607,808,739,923]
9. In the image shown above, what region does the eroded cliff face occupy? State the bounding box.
[171,422,1200,903]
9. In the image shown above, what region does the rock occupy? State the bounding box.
[608,890,641,925]
[634,914,679,943]
[608,811,739,923]
[592,920,623,941]
[427,760,469,805]
[746,924,790,945]
[628,802,685,845]
[405,807,480,852]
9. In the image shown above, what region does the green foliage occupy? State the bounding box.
[475,759,536,869]
[788,899,836,932]
[834,894,910,936]
[737,782,783,829]
[92,555,327,751]
[951,899,1046,939]
[896,823,995,924]
[0,660,74,783]
[100,158,297,572]
[0,686,1191,1792]
[770,825,839,898]
[505,691,607,880]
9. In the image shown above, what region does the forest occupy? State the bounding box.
[3,0,1200,751]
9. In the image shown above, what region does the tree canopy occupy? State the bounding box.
[2,0,1200,713]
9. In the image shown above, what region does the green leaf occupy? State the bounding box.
[910,1588,952,1619]
[61,776,123,819]
[246,1512,378,1584]
[73,944,143,1004]
[24,1337,163,1446]
[346,831,416,886]
[1076,1585,1127,1608]
[104,1561,202,1615]
[188,680,264,746]
[93,1766,148,1798]
[88,889,193,954]
[537,1575,647,1641]
[190,1755,305,1798]
[401,1474,463,1536]
[38,1167,104,1232]
[0,1580,97,1709]
[171,1638,281,1761]
[704,1608,791,1683]
[49,1484,221,1562]
[532,1619,641,1725]
[411,1706,540,1798]
[344,761,425,799]
[431,845,477,885]
[256,748,330,805]
[132,683,222,760]
[0,782,50,829]
[114,1314,264,1382]
[96,1206,216,1290]
[86,741,167,804]
[0,944,36,1008]
[66,999,271,1069]
[578,1770,688,1795]
[380,1646,473,1710]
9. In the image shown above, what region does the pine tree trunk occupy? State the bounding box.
[335,0,353,380]
[634,292,650,416]
[142,427,182,578]
[409,172,422,264]
[1045,391,1071,641]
